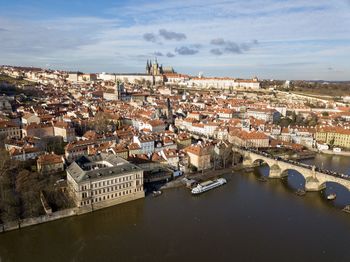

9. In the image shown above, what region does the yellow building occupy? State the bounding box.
[315,126,350,148]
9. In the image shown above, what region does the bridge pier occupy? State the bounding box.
[269,164,284,179]
[242,158,252,166]
[305,176,325,191]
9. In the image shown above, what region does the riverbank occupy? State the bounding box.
[320,150,350,157]
[2,165,241,233]
[160,165,245,190]
[0,192,144,234]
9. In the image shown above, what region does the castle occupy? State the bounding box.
[146,59,175,76]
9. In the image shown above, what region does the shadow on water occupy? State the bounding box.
[280,169,306,192]
[321,182,350,208]
[253,162,270,178]
[2,153,350,262]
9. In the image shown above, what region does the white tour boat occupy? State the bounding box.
[191,178,227,195]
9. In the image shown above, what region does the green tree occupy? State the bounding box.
[0,149,20,222]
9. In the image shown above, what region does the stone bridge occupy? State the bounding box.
[235,148,350,192]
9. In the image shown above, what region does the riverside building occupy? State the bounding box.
[67,154,144,210]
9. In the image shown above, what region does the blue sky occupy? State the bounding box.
[0,0,350,80]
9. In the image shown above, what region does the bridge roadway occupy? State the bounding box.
[233,146,350,192]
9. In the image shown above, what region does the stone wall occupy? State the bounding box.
[0,208,77,233]
[0,191,145,233]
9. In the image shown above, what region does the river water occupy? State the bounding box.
[1,154,350,262]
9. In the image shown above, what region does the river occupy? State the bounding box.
[1,153,350,262]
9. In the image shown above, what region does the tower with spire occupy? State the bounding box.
[145,58,163,76]
[146,60,151,75]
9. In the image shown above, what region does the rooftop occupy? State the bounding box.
[67,153,141,183]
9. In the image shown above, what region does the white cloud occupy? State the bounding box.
[0,0,349,80]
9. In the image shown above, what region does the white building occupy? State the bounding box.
[133,135,155,154]
[176,77,260,90]
[98,73,163,84]
[66,154,144,209]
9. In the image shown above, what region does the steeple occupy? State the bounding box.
[146,60,151,74]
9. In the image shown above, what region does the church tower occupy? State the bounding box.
[166,97,174,124]
[146,60,151,75]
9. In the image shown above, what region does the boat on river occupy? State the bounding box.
[258,176,267,182]
[342,205,350,214]
[327,193,336,200]
[152,190,162,197]
[191,178,227,195]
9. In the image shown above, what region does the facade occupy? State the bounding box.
[0,96,12,112]
[0,121,21,139]
[246,108,280,123]
[65,139,96,162]
[229,130,269,148]
[176,133,192,148]
[185,144,212,171]
[133,135,155,154]
[53,121,76,142]
[67,72,97,82]
[146,59,163,75]
[315,126,350,148]
[22,113,40,126]
[176,77,260,90]
[98,73,163,85]
[9,146,43,161]
[103,82,125,101]
[22,123,54,138]
[66,154,144,209]
[37,153,64,174]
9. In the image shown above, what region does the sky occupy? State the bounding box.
[0,0,350,80]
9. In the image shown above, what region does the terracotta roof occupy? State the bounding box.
[37,153,64,164]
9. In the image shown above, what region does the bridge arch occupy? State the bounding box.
[251,158,271,178]
[317,181,350,208]
[280,168,307,191]
[236,148,350,194]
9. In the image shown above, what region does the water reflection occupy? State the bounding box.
[1,153,350,262]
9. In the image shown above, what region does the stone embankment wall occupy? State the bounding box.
[0,208,77,233]
[0,191,145,233]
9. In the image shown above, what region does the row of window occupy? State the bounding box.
[81,182,134,198]
[90,183,133,197]
[80,187,142,206]
[81,175,137,190]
